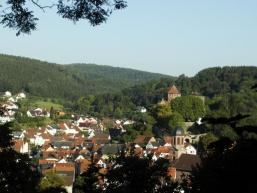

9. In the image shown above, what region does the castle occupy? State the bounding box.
[167,85,181,102]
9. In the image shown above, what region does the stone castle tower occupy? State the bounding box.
[167,85,181,102]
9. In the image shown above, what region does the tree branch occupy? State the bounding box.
[30,0,56,12]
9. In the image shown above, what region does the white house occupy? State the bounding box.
[3,102,18,110]
[60,123,79,135]
[75,155,85,161]
[31,135,45,146]
[152,154,158,161]
[8,97,17,103]
[46,125,57,136]
[97,159,107,168]
[0,116,12,124]
[16,92,26,99]
[4,91,12,97]
[185,144,197,155]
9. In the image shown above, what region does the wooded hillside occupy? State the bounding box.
[0,54,169,99]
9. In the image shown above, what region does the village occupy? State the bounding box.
[0,86,203,193]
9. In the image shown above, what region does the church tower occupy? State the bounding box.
[172,127,185,150]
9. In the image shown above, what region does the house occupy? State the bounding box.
[13,139,29,154]
[146,141,159,150]
[8,97,17,103]
[16,92,26,99]
[76,158,91,174]
[3,102,18,110]
[167,167,177,180]
[52,140,75,150]
[25,128,37,142]
[91,131,110,145]
[45,125,57,136]
[54,163,75,193]
[133,145,144,157]
[134,135,150,147]
[58,123,79,135]
[27,108,50,117]
[184,144,197,155]
[12,131,25,140]
[153,146,174,159]
[30,134,45,146]
[0,115,13,124]
[136,106,147,113]
[172,154,201,181]
[101,144,124,156]
[4,91,12,97]
[123,119,134,125]
[97,159,107,168]
[76,117,97,128]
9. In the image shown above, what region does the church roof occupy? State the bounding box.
[168,85,180,94]
[172,127,185,136]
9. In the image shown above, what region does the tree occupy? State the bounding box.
[0,0,127,35]
[190,113,257,193]
[171,96,205,121]
[73,164,103,193]
[0,123,40,193]
[38,171,67,193]
[105,155,184,193]
[168,112,185,131]
[74,155,181,193]
[153,102,172,128]
[198,132,218,152]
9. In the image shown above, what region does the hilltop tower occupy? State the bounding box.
[167,85,181,102]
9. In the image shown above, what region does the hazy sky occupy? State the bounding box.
[1,0,257,76]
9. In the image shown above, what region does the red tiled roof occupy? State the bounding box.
[39,159,57,165]
[13,139,23,152]
[55,163,75,172]
[154,146,172,156]
[134,135,147,144]
[77,159,91,173]
[25,128,37,138]
[174,154,201,172]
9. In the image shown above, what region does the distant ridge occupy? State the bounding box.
[0,54,171,99]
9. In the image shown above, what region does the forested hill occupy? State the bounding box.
[120,66,257,107]
[66,63,169,85]
[0,54,170,99]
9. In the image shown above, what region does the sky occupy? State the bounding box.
[1,0,257,76]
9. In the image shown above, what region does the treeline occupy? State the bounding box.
[72,66,257,118]
[0,54,168,100]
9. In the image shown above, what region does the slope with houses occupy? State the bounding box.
[1,86,203,193]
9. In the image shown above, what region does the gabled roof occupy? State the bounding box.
[168,85,180,94]
[134,135,147,145]
[154,146,172,155]
[174,154,201,172]
[54,163,75,186]
[77,159,91,174]
[101,144,124,155]
[52,140,74,149]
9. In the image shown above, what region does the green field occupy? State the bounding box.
[31,100,63,110]
[20,98,64,111]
